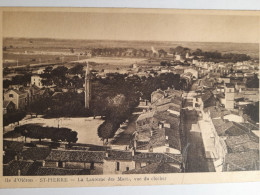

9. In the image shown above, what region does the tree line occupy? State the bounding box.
[14,124,78,145]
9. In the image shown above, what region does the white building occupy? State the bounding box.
[31,75,43,88]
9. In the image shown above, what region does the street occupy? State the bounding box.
[182,109,214,172]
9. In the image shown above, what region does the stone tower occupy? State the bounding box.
[85,63,91,109]
[225,83,235,109]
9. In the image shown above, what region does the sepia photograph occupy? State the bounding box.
[0,7,260,188]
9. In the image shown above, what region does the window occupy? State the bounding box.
[90,162,94,169]
[116,162,120,171]
[126,167,129,171]
[58,161,63,168]
[9,94,13,98]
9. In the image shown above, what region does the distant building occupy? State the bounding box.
[31,75,43,88]
[225,83,235,109]
[151,89,164,104]
[184,68,198,79]
[4,89,28,110]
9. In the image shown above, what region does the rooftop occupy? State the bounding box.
[106,150,133,161]
[22,147,51,161]
[123,162,181,174]
[133,152,182,164]
[225,134,259,153]
[224,150,259,171]
[46,149,105,163]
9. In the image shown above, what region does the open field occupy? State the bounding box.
[72,57,148,65]
[3,38,259,68]
[14,117,105,145]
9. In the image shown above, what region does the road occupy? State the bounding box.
[111,115,138,146]
[182,78,215,172]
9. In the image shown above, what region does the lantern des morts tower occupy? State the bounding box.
[85,62,91,109]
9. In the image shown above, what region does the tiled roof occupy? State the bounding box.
[152,89,164,96]
[46,149,105,163]
[123,162,181,174]
[34,167,90,175]
[4,141,24,152]
[207,106,231,119]
[136,111,155,121]
[154,97,182,108]
[225,134,259,153]
[22,147,51,161]
[149,128,166,148]
[238,123,259,131]
[153,112,181,150]
[3,160,40,176]
[106,150,133,161]
[224,151,259,171]
[5,89,27,95]
[3,150,16,164]
[133,152,182,164]
[212,119,248,136]
[201,91,213,102]
[165,89,182,97]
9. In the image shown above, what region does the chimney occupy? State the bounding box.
[105,151,109,158]
[42,160,45,167]
[18,169,21,176]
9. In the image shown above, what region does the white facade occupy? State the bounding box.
[31,75,43,88]
[184,68,198,79]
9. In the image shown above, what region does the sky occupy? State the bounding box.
[3,11,260,43]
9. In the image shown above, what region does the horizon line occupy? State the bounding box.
[3,36,259,45]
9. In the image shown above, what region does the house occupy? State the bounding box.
[4,89,28,110]
[3,100,16,114]
[225,134,259,153]
[193,91,216,110]
[103,150,135,174]
[223,150,259,171]
[44,149,105,175]
[184,68,198,79]
[126,152,183,173]
[151,89,164,104]
[23,85,42,104]
[134,108,182,154]
[31,75,43,88]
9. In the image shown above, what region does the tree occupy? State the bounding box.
[3,111,26,126]
[244,102,259,123]
[44,66,53,74]
[28,98,49,117]
[68,64,83,75]
[51,66,68,77]
[3,79,12,89]
[98,120,116,144]
[67,131,78,147]
[246,74,259,88]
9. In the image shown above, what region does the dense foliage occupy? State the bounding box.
[3,111,26,126]
[14,124,78,144]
